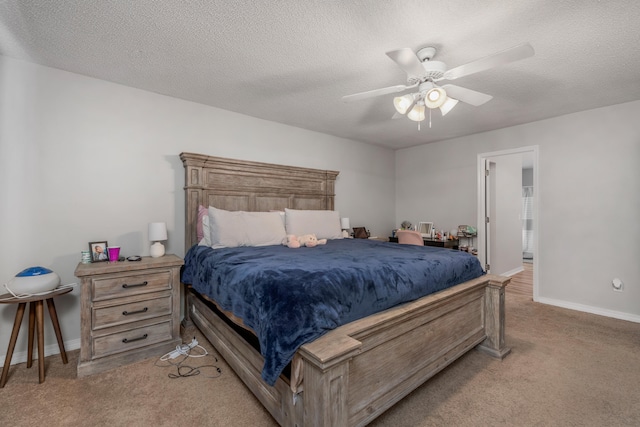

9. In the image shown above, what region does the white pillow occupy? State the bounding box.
[198,215,212,246]
[208,207,287,248]
[284,209,343,240]
[270,210,286,226]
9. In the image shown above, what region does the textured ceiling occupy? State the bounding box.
[2,0,640,149]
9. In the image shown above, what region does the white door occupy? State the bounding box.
[485,160,495,272]
[484,155,523,276]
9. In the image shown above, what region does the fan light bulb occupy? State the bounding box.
[440,97,459,116]
[407,103,426,122]
[393,94,414,115]
[425,87,447,109]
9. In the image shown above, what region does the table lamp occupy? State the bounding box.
[340,217,351,238]
[148,222,167,258]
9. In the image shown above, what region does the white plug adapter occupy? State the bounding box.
[167,338,199,359]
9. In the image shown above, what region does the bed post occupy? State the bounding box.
[477,275,511,359]
[180,152,209,330]
[299,335,362,427]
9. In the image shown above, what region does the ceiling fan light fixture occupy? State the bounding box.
[440,97,459,116]
[407,103,426,122]
[393,94,415,115]
[425,87,447,109]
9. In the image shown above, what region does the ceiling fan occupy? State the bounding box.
[342,43,534,127]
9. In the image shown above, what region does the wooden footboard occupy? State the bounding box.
[184,274,510,427]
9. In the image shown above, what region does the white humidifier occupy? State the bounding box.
[6,266,60,295]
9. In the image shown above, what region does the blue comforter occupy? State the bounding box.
[181,238,484,385]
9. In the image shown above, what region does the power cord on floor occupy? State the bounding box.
[154,337,222,379]
[159,337,204,361]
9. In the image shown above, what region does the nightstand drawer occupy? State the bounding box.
[93,271,171,301]
[92,321,172,358]
[93,294,172,330]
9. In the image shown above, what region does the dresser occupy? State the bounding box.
[388,236,459,250]
[74,254,183,377]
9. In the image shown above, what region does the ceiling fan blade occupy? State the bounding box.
[391,112,404,120]
[442,84,493,106]
[342,83,417,102]
[386,48,426,78]
[442,43,534,81]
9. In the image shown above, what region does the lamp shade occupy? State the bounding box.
[407,103,426,122]
[393,94,415,115]
[425,87,447,109]
[440,97,459,116]
[148,222,167,242]
[340,217,351,229]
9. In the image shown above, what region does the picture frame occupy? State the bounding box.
[352,227,369,239]
[418,222,433,238]
[89,241,109,262]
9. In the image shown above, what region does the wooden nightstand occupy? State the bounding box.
[74,254,183,377]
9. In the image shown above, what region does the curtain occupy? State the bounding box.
[522,186,534,259]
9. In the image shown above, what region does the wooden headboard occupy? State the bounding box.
[180,152,339,250]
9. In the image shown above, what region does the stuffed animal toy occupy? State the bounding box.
[284,234,301,248]
[283,233,327,248]
[298,233,327,248]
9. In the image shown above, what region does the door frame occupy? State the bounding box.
[477,145,540,300]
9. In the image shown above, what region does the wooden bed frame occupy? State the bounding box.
[179,152,510,427]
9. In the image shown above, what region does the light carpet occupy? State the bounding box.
[1,290,638,426]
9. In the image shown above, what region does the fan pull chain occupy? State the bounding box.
[429,109,432,128]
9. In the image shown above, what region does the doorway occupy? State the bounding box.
[477,146,539,301]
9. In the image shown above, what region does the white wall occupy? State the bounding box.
[0,56,396,362]
[396,100,640,321]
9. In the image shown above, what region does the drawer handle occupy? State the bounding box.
[122,307,148,316]
[122,281,148,289]
[122,333,148,344]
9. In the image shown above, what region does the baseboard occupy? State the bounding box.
[502,266,525,277]
[535,297,640,324]
[0,338,81,366]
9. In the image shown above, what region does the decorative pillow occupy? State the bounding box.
[284,208,343,240]
[208,207,287,248]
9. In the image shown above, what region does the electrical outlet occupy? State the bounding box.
[612,278,624,292]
